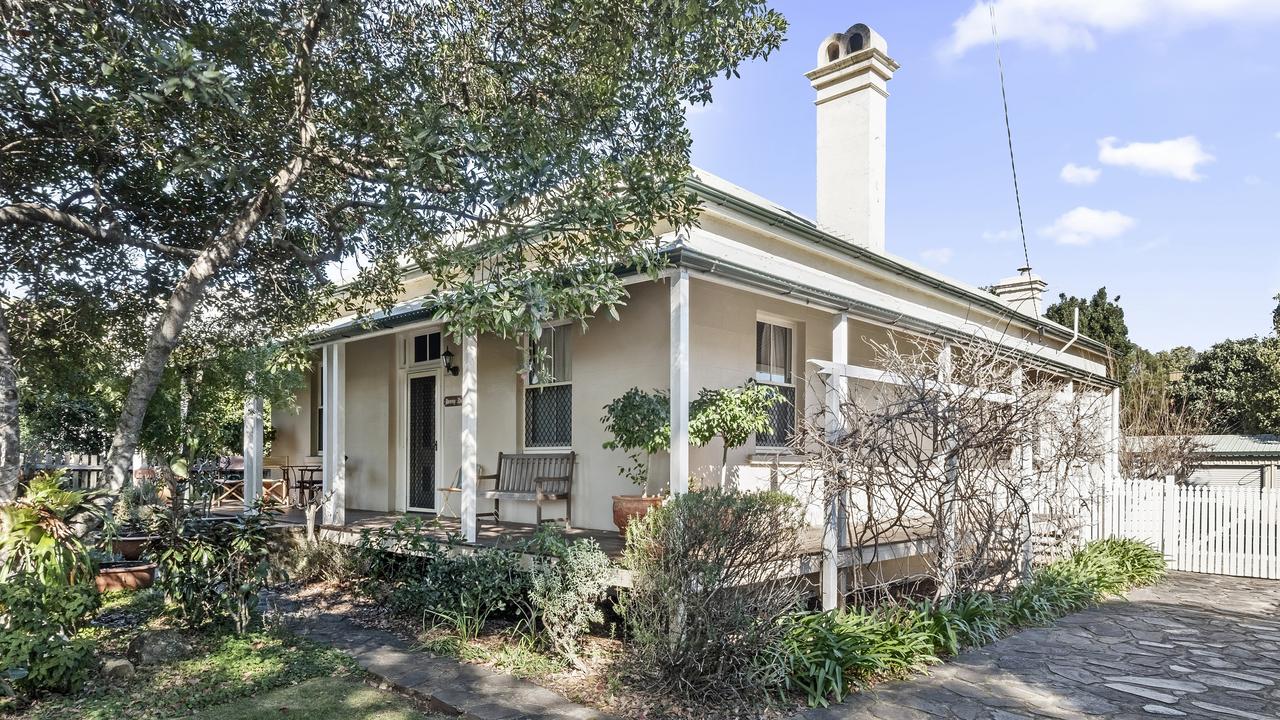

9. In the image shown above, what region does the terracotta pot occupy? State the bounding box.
[96,561,157,593]
[111,535,161,561]
[612,495,663,536]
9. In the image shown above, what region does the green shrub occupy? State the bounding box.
[1068,537,1166,591]
[621,489,804,706]
[782,606,938,707]
[784,537,1166,708]
[0,471,102,696]
[350,516,445,582]
[1008,538,1165,627]
[527,531,611,665]
[353,518,530,640]
[946,592,1008,647]
[155,506,275,632]
[274,532,352,586]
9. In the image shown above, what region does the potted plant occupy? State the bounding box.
[95,557,158,592]
[107,480,165,560]
[602,387,670,535]
[689,381,783,489]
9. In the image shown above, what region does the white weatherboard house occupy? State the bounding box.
[250,24,1119,586]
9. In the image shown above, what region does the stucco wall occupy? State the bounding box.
[345,335,397,511]
[272,268,1085,531]
[269,362,314,466]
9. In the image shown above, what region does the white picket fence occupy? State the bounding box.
[1083,478,1280,580]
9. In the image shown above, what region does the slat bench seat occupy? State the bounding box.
[477,451,575,528]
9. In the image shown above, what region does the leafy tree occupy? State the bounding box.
[689,381,782,489]
[0,303,16,501]
[0,0,787,488]
[1273,292,1280,336]
[601,387,670,494]
[1045,287,1135,373]
[1174,337,1280,435]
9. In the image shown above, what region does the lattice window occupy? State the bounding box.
[525,325,573,448]
[757,384,796,449]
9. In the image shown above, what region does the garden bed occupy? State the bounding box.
[1,589,411,720]
[282,581,630,712]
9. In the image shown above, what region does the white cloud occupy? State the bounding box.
[1274,130,1280,140]
[1060,163,1101,185]
[945,0,1280,57]
[1244,174,1263,186]
[1097,136,1214,181]
[982,228,1020,242]
[1040,206,1135,246]
[920,247,954,265]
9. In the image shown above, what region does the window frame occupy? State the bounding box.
[522,322,574,451]
[402,328,445,368]
[753,316,798,450]
[310,360,324,455]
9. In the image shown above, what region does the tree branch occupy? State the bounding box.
[0,203,201,259]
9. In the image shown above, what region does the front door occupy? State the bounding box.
[407,372,438,511]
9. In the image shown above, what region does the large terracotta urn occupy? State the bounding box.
[611,495,664,536]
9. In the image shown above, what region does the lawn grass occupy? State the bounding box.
[196,677,448,720]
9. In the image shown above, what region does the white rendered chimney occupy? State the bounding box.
[991,270,1048,317]
[806,24,898,252]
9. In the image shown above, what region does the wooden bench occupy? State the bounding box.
[477,452,576,528]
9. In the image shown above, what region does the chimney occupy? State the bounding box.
[806,24,898,252]
[991,270,1048,317]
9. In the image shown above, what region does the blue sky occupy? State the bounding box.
[685,1,1280,352]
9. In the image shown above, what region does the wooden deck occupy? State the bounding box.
[225,506,932,589]
[260,508,628,559]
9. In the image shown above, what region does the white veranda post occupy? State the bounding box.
[241,394,264,507]
[669,270,690,496]
[1012,367,1034,578]
[460,333,478,543]
[321,343,346,526]
[821,312,848,610]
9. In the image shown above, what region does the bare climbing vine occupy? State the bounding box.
[793,336,1109,601]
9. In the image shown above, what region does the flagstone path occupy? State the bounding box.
[799,572,1280,720]
[279,597,616,720]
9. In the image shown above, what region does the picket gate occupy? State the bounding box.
[1082,478,1280,580]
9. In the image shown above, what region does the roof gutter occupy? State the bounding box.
[685,177,1111,357]
[673,247,1117,387]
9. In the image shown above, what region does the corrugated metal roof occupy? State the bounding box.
[1128,434,1280,457]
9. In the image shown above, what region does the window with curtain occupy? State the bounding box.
[754,320,796,448]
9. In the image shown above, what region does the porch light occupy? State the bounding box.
[441,349,459,376]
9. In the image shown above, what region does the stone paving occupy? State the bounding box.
[284,603,617,720]
[799,572,1280,720]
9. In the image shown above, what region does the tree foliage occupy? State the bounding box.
[689,381,782,488]
[0,0,787,485]
[1045,287,1134,374]
[601,387,670,491]
[1173,336,1280,435]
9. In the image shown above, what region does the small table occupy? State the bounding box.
[286,465,323,505]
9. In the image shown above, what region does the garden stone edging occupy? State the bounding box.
[285,607,616,720]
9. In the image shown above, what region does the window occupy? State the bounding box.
[411,331,442,364]
[525,325,572,448]
[755,320,796,448]
[310,362,324,455]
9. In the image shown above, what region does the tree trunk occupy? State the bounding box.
[103,7,326,490]
[0,302,20,502]
[104,162,309,489]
